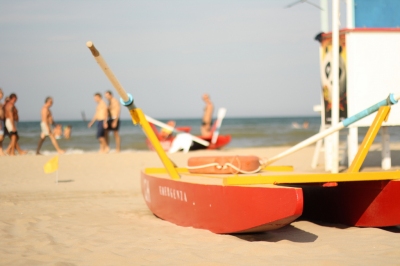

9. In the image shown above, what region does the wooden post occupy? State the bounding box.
[320,0,329,32]
[347,127,358,166]
[331,0,340,173]
[381,126,391,170]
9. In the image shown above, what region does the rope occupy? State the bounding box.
[186,156,265,174]
[187,163,220,169]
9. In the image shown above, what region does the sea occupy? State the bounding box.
[8,116,400,154]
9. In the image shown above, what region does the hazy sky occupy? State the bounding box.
[0,0,347,121]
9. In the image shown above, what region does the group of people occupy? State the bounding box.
[0,88,212,156]
[88,91,121,154]
[37,90,121,155]
[0,89,72,156]
[0,88,122,156]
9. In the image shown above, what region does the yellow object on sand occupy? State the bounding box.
[44,156,59,174]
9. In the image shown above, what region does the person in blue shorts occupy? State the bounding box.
[88,93,109,153]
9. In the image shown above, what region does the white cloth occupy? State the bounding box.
[5,118,15,132]
[168,133,192,153]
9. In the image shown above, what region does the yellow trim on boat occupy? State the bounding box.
[262,165,294,172]
[223,171,400,185]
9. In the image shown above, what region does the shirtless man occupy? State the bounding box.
[88,93,109,153]
[4,93,26,155]
[104,90,121,152]
[200,94,214,138]
[36,97,65,155]
[0,89,5,156]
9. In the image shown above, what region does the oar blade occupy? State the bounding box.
[211,108,227,144]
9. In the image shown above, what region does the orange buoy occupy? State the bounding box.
[187,155,261,174]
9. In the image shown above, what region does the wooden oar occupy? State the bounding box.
[145,115,210,147]
[211,108,227,144]
[266,94,400,165]
[86,41,180,180]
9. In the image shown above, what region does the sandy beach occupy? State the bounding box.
[1,145,400,265]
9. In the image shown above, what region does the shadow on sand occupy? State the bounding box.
[308,220,400,234]
[381,225,400,233]
[233,221,400,243]
[233,224,318,243]
[57,179,74,183]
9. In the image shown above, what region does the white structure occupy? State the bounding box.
[316,0,400,171]
[346,29,400,169]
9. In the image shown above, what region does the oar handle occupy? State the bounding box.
[342,93,399,127]
[86,41,135,108]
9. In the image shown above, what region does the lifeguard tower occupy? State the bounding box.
[315,0,400,171]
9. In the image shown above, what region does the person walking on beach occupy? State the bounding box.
[4,93,26,155]
[201,93,214,138]
[36,97,65,155]
[104,90,121,152]
[0,88,5,156]
[88,93,109,153]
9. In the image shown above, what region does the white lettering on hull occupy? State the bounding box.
[143,178,151,203]
[159,186,188,202]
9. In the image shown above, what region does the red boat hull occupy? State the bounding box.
[141,171,303,233]
[301,180,400,227]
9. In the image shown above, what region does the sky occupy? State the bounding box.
[0,0,347,121]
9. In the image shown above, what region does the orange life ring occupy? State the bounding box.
[187,155,261,174]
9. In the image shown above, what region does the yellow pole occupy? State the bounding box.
[347,106,391,173]
[133,108,180,180]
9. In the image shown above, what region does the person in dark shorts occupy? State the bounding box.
[104,90,121,152]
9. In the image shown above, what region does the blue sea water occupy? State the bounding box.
[6,116,400,154]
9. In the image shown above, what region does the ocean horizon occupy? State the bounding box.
[5,116,399,155]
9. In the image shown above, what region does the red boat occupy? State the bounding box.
[141,168,303,233]
[142,107,400,231]
[87,42,400,235]
[146,122,231,152]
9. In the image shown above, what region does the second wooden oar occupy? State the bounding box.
[145,115,210,147]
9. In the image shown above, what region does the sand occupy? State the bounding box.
[1,145,400,265]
